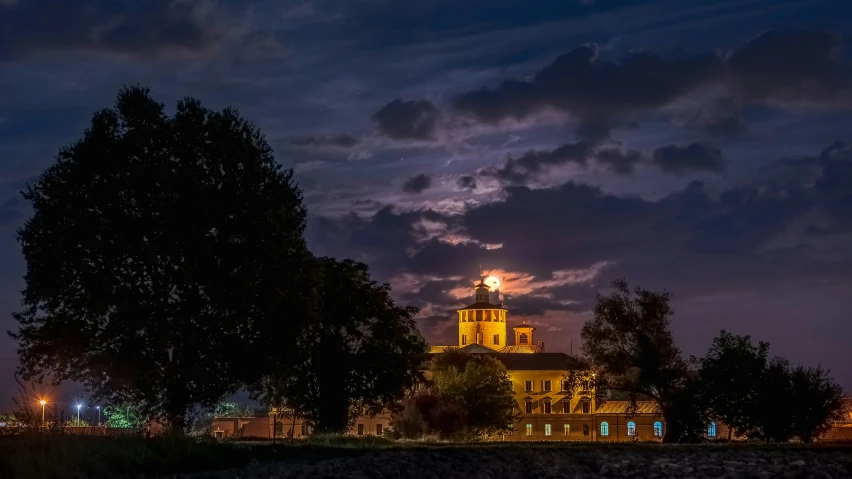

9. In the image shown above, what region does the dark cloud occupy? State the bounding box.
[481,141,594,184]
[456,175,477,190]
[451,29,852,135]
[453,42,720,136]
[726,29,852,103]
[402,173,433,194]
[652,143,725,175]
[372,99,440,140]
[0,0,226,61]
[595,148,643,175]
[290,134,359,148]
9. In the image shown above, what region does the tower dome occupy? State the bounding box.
[457,278,507,350]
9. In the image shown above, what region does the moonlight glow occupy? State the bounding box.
[484,276,501,290]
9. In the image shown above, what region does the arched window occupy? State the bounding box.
[600,422,609,436]
[627,421,636,437]
[653,422,663,437]
[519,333,529,344]
[707,422,717,437]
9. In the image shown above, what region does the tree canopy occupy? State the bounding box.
[10,86,313,431]
[581,279,702,442]
[392,350,516,440]
[256,257,428,434]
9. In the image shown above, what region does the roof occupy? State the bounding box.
[493,352,582,371]
[595,401,661,415]
[499,345,541,354]
[457,301,506,311]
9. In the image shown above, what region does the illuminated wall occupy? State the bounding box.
[457,308,507,350]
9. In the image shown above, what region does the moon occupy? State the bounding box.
[484,275,501,290]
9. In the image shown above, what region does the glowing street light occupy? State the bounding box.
[96,406,101,426]
[39,400,47,427]
[76,404,82,426]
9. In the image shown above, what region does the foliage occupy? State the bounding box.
[391,350,515,440]
[103,403,142,428]
[581,279,696,443]
[212,402,256,418]
[256,257,428,434]
[430,351,516,438]
[695,330,770,439]
[697,331,844,442]
[10,86,313,432]
[789,364,845,443]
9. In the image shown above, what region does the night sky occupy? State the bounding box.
[2,0,852,409]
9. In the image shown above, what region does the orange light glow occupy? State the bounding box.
[484,275,501,290]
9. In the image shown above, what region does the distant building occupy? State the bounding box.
[211,279,850,442]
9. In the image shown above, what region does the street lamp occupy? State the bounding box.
[39,400,46,427]
[76,404,82,426]
[96,406,100,426]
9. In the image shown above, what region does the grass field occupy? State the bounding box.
[2,433,851,478]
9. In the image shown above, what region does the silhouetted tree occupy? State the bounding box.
[789,364,844,443]
[259,258,428,434]
[581,279,702,442]
[10,86,312,432]
[696,330,770,439]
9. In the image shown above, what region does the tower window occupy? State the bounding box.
[476,333,483,345]
[461,334,467,345]
[493,334,500,345]
[519,333,528,344]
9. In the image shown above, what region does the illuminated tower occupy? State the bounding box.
[457,278,507,350]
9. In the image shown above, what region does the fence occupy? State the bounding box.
[59,426,143,436]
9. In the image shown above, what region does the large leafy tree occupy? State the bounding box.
[430,350,517,438]
[10,86,312,431]
[581,279,703,442]
[260,258,428,434]
[789,364,845,443]
[696,330,770,439]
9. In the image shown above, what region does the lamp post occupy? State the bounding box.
[76,404,82,426]
[96,406,100,426]
[39,400,46,427]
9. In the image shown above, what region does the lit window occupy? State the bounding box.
[600,422,609,436]
[582,401,590,414]
[493,334,500,345]
[583,424,589,436]
[543,401,551,414]
[525,380,533,392]
[654,422,662,437]
[564,424,570,436]
[627,422,636,437]
[525,401,533,414]
[543,380,552,392]
[545,424,552,436]
[708,422,717,437]
[376,424,382,436]
[526,424,532,436]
